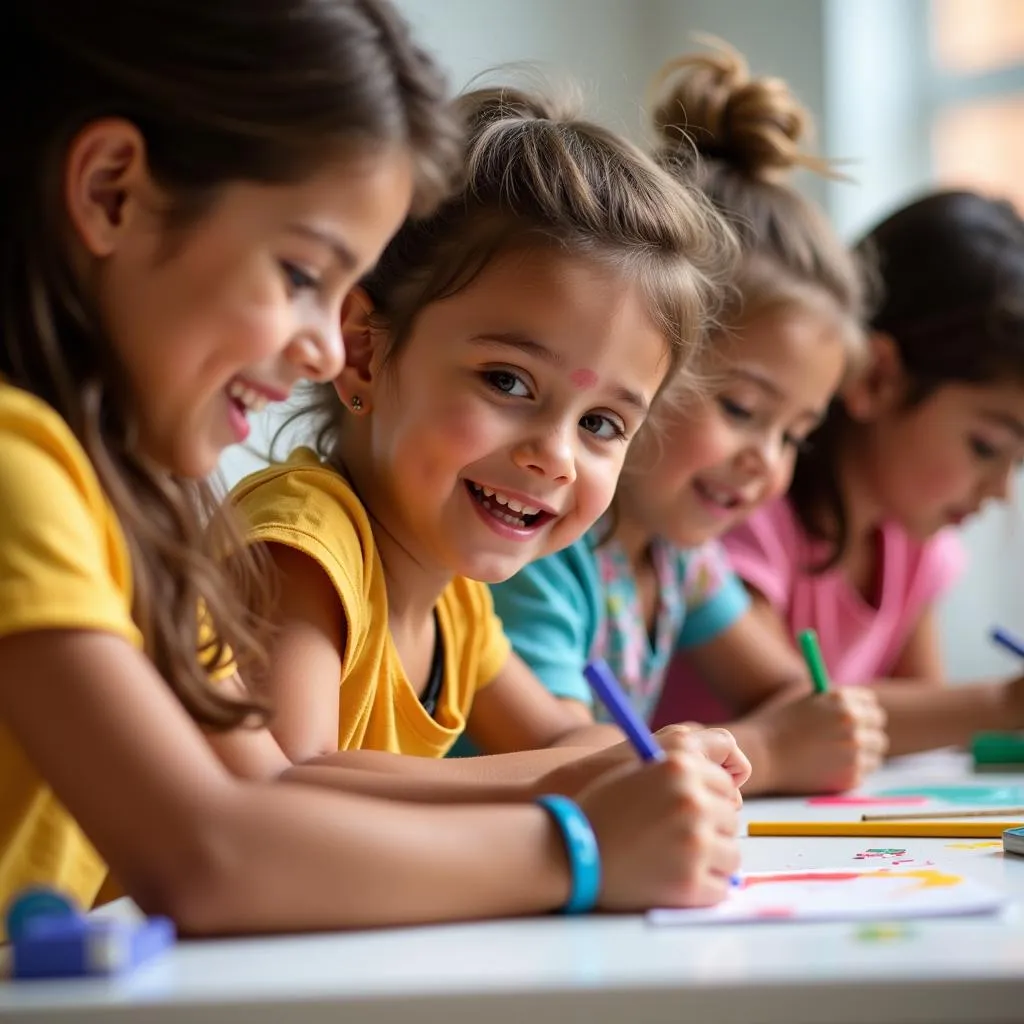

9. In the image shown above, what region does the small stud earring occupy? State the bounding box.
[350,395,363,412]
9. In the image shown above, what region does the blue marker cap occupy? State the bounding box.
[583,659,664,763]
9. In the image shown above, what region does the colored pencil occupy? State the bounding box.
[748,820,1024,838]
[861,805,1024,821]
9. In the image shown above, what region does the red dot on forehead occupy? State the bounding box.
[569,368,598,390]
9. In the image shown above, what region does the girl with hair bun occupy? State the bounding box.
[494,40,889,796]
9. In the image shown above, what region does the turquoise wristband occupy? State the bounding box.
[535,794,601,914]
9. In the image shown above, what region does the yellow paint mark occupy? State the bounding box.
[945,840,1003,850]
[861,868,964,889]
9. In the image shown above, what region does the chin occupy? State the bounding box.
[458,553,534,585]
[664,521,726,548]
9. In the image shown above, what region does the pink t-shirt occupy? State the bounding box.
[652,497,966,728]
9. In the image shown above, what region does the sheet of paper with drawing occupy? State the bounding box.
[647,867,1007,926]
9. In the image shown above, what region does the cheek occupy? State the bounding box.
[764,453,797,502]
[389,390,498,481]
[660,411,736,483]
[905,454,971,505]
[580,452,627,516]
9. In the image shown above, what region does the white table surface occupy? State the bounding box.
[3,750,1024,1023]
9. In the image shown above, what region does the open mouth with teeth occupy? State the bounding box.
[693,478,742,511]
[227,378,270,416]
[465,481,553,531]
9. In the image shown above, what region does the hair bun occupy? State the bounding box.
[650,36,824,182]
[457,82,580,139]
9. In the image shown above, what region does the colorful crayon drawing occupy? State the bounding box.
[647,867,1005,927]
[945,840,1004,850]
[854,848,907,860]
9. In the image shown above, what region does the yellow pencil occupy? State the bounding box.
[747,820,1024,838]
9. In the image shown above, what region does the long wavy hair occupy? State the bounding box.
[1,0,462,729]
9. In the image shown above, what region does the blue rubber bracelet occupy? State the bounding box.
[535,794,601,914]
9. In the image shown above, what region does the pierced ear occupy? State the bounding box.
[64,119,152,259]
[332,287,385,413]
[842,331,906,421]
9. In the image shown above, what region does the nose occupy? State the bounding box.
[736,431,786,485]
[511,421,577,484]
[284,319,346,383]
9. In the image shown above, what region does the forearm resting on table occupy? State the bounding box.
[284,746,612,802]
[178,783,570,933]
[874,678,1019,756]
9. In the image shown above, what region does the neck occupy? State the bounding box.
[607,510,656,576]
[335,435,450,629]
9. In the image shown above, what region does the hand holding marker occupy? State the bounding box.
[583,659,741,888]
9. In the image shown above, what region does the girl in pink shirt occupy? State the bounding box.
[661,190,1024,756]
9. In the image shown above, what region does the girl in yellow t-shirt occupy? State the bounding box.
[0,2,745,934]
[229,85,749,908]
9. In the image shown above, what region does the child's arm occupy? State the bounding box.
[0,627,743,929]
[887,607,946,682]
[254,545,748,798]
[743,591,1024,759]
[867,608,1024,755]
[680,599,888,794]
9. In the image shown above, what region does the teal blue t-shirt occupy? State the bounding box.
[490,530,749,724]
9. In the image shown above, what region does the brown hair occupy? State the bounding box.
[649,37,866,364]
[294,81,737,462]
[2,0,461,729]
[791,190,1024,569]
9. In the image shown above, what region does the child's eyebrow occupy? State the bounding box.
[469,332,649,416]
[470,331,565,366]
[286,223,356,271]
[729,366,784,400]
[979,410,1024,440]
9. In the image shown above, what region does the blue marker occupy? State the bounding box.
[584,659,664,762]
[583,660,740,888]
[992,626,1024,660]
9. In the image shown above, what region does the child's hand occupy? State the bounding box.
[576,742,741,909]
[533,725,750,804]
[753,688,888,793]
[654,724,751,801]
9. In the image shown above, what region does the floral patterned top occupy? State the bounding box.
[489,528,750,722]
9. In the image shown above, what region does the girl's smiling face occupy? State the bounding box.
[69,120,414,478]
[336,246,672,583]
[617,304,849,548]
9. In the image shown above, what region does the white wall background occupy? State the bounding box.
[219,0,1023,681]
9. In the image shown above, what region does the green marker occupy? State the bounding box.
[798,628,830,694]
